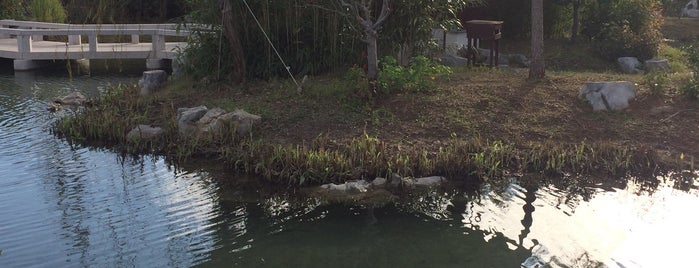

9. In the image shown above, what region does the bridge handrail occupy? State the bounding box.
[0,27,191,37]
[0,19,195,31]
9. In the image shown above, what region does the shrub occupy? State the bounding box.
[0,0,24,19]
[31,0,66,23]
[582,0,663,61]
[377,56,452,94]
[644,72,669,95]
[681,43,699,99]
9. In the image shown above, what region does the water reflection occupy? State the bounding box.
[2,70,699,267]
[0,73,221,267]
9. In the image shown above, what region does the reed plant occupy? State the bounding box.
[54,83,684,188]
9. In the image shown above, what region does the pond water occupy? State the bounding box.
[1,65,698,267]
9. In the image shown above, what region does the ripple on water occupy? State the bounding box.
[1,74,222,267]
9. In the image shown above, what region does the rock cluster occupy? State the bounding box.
[579,81,636,111]
[617,57,671,74]
[177,106,261,136]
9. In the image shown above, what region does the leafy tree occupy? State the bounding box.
[338,0,391,94]
[380,0,482,65]
[582,0,663,60]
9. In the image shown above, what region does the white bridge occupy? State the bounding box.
[0,20,191,71]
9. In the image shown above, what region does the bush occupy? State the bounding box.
[644,72,669,95]
[31,0,66,23]
[378,56,452,94]
[582,0,663,61]
[0,0,25,19]
[681,43,699,99]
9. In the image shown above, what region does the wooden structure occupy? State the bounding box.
[0,20,192,71]
[464,20,503,67]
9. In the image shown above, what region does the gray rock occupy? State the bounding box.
[617,57,643,74]
[320,180,369,194]
[177,106,208,134]
[138,70,168,95]
[683,0,699,17]
[440,54,468,66]
[371,177,387,187]
[579,81,636,111]
[644,59,671,73]
[389,173,403,187]
[413,176,446,187]
[56,92,88,106]
[230,109,261,136]
[508,54,529,67]
[127,124,163,141]
[197,107,229,133]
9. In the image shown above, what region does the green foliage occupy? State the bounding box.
[661,0,685,16]
[380,0,482,56]
[582,0,663,60]
[644,72,669,95]
[681,43,699,99]
[63,0,189,23]
[378,56,452,94]
[0,0,25,19]
[482,0,572,38]
[175,26,232,80]
[30,0,66,23]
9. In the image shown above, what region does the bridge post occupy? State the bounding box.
[0,24,8,38]
[151,34,166,58]
[88,34,98,57]
[147,34,167,70]
[17,35,32,58]
[68,35,81,45]
[131,34,140,44]
[13,60,43,71]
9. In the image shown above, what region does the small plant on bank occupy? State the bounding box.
[644,72,669,95]
[680,43,699,99]
[378,56,452,94]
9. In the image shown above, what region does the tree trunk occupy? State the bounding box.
[529,0,545,79]
[219,0,246,84]
[366,33,379,92]
[571,0,580,43]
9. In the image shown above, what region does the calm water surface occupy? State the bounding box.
[1,65,698,267]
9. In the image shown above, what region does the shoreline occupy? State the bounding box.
[52,69,698,196]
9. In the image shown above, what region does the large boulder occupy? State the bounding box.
[617,57,643,74]
[138,70,168,95]
[230,109,261,136]
[126,124,163,141]
[644,59,671,73]
[176,106,261,136]
[196,108,229,134]
[177,106,208,134]
[579,81,636,111]
[683,0,699,17]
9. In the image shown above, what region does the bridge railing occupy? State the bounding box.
[0,20,194,59]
